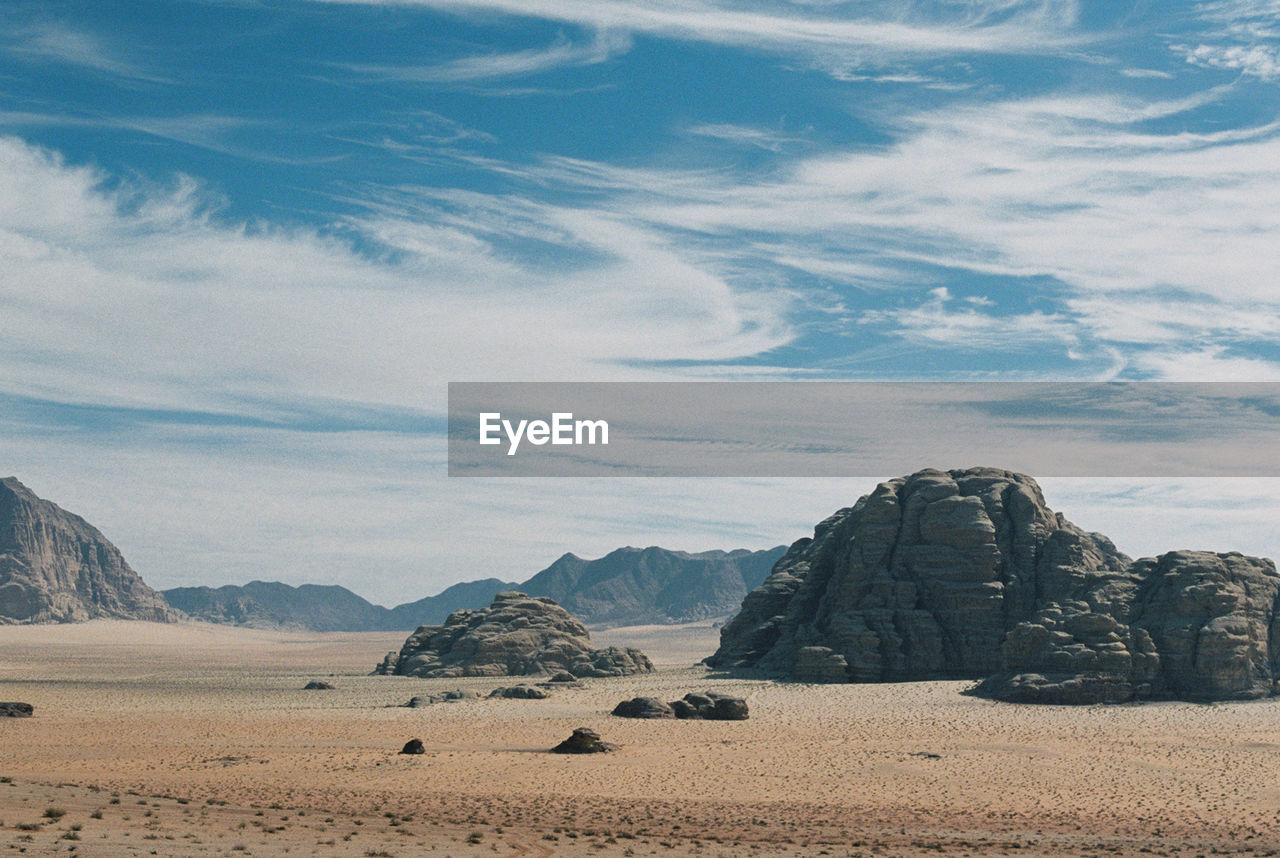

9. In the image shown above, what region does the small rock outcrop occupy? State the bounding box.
[399,738,425,755]
[373,592,653,679]
[0,477,178,624]
[302,680,334,690]
[548,671,578,683]
[709,467,1280,704]
[488,685,549,699]
[1,702,34,717]
[402,690,480,707]
[612,692,749,720]
[611,697,676,719]
[550,727,616,754]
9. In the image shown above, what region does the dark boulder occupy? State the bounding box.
[550,727,617,754]
[302,680,334,690]
[398,738,425,755]
[0,702,33,717]
[549,671,578,683]
[611,697,676,719]
[488,685,549,699]
[402,689,480,707]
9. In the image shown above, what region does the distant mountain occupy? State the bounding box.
[522,546,786,626]
[162,581,391,632]
[383,578,519,628]
[165,545,785,632]
[0,477,178,624]
[164,577,518,632]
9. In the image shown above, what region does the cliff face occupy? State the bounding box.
[0,477,177,624]
[708,467,1280,704]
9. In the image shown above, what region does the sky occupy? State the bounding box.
[1,0,1279,605]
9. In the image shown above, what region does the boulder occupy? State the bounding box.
[612,692,748,720]
[398,738,425,755]
[550,727,617,754]
[373,591,653,679]
[0,702,33,717]
[708,467,1280,704]
[611,697,676,718]
[302,680,334,690]
[488,685,549,699]
[548,671,578,683]
[402,689,480,707]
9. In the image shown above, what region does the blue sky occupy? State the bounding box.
[2,0,1279,603]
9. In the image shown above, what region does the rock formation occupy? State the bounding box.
[373,591,653,679]
[398,738,425,755]
[402,690,480,707]
[612,692,748,720]
[488,684,549,699]
[0,477,178,624]
[1,702,34,717]
[302,680,334,690]
[550,727,616,754]
[708,467,1280,704]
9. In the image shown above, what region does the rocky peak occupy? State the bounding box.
[0,477,178,624]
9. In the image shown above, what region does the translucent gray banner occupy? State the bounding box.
[447,382,1280,477]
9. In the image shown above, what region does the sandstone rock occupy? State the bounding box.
[550,727,616,754]
[402,690,479,707]
[303,680,334,690]
[611,697,676,718]
[373,592,654,679]
[0,702,33,717]
[612,692,748,720]
[398,738,425,755]
[488,685,549,699]
[709,467,1280,704]
[548,671,578,683]
[0,477,179,624]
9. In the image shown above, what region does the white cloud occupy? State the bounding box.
[1175,42,1280,78]
[0,136,793,417]
[344,29,631,82]
[3,23,167,83]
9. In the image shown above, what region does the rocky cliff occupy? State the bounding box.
[0,477,177,624]
[374,591,653,679]
[708,467,1280,704]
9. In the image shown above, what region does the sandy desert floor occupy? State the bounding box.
[1,621,1279,857]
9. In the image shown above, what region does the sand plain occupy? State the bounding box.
[1,620,1279,857]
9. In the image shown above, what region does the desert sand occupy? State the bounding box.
[2,620,1279,857]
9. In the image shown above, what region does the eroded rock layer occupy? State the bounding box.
[707,467,1280,704]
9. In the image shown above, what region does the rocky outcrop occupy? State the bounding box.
[1,702,34,717]
[709,467,1280,704]
[302,680,334,690]
[399,738,425,755]
[612,692,748,720]
[403,690,480,707]
[0,477,178,624]
[612,697,676,719]
[488,684,549,699]
[550,727,616,754]
[373,591,654,679]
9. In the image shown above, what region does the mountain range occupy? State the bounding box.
[164,545,785,631]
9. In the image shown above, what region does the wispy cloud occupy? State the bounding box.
[319,0,1094,76]
[3,23,167,83]
[344,29,631,82]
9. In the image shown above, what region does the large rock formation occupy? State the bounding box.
[0,477,177,624]
[373,591,653,679]
[708,467,1280,704]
